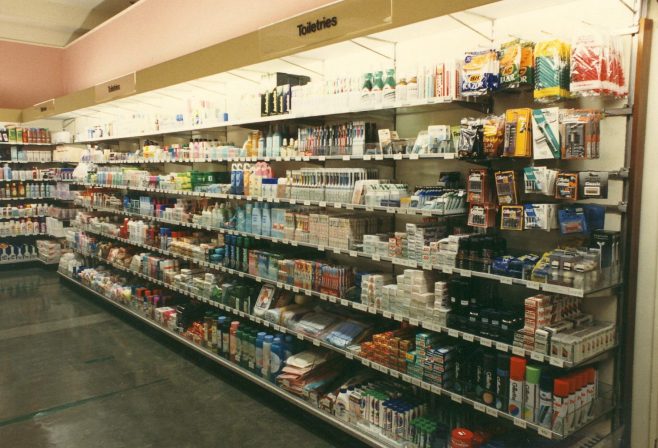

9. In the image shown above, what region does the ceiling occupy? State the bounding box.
[0,0,138,47]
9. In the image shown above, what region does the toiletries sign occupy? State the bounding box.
[259,0,391,57]
[94,73,136,103]
[297,17,338,36]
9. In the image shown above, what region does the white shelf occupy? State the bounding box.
[73,182,465,218]
[79,205,619,298]
[0,142,53,146]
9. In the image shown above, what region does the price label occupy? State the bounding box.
[290,241,298,247]
[312,339,320,347]
[409,154,419,160]
[342,155,350,161]
[463,333,474,342]
[238,272,244,278]
[549,358,565,368]
[372,254,381,261]
[382,311,392,318]
[318,201,327,207]
[349,251,358,258]
[538,428,552,439]
[365,206,374,212]
[294,157,302,161]
[361,358,370,367]
[500,277,513,285]
[409,319,419,326]
[296,333,304,340]
[443,266,453,275]
[333,248,341,254]
[393,153,403,160]
[512,347,525,357]
[513,418,527,429]
[317,246,325,252]
[531,352,545,362]
[346,204,354,210]
[486,407,498,417]
[363,155,372,161]
[328,296,337,303]
[353,303,367,311]
[340,299,349,306]
[289,199,297,204]
[303,157,310,162]
[394,315,403,322]
[386,208,396,214]
[451,394,462,403]
[345,352,354,359]
[303,200,311,206]
[526,281,541,290]
[430,385,442,395]
[448,329,459,338]
[412,378,422,387]
[480,338,492,347]
[368,307,377,314]
[284,284,291,291]
[292,286,300,293]
[421,210,432,217]
[444,153,456,160]
[263,321,270,327]
[422,263,433,270]
[461,270,472,278]
[389,370,400,378]
[374,154,384,161]
[474,402,486,412]
[495,342,508,352]
[421,382,431,391]
[273,198,280,203]
[318,156,326,161]
[276,282,283,288]
[333,202,342,209]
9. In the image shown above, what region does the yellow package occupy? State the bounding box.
[503,108,533,157]
[534,39,571,102]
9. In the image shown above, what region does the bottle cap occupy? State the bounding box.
[451,428,474,443]
[567,375,577,394]
[540,372,554,391]
[257,331,266,340]
[509,356,527,380]
[526,365,541,384]
[265,335,273,342]
[554,378,570,397]
[496,353,510,371]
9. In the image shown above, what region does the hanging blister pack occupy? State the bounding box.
[460,49,499,96]
[532,108,561,159]
[503,109,533,157]
[524,204,558,231]
[483,115,505,158]
[467,169,491,204]
[560,109,601,159]
[501,205,524,231]
[524,166,557,196]
[499,39,534,89]
[468,203,496,228]
[555,172,579,200]
[495,170,519,204]
[558,206,588,235]
[583,204,606,231]
[578,171,609,199]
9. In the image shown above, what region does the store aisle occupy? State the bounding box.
[0,267,364,448]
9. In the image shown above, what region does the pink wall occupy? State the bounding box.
[2,0,336,109]
[0,40,64,109]
[62,0,336,92]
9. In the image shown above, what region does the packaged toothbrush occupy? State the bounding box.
[570,33,627,98]
[460,49,499,96]
[532,108,561,159]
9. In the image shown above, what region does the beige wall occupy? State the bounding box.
[633,4,658,448]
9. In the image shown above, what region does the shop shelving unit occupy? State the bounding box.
[36,0,650,446]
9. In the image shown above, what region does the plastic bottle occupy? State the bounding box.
[255,331,266,373]
[262,334,273,378]
[245,203,253,233]
[335,387,350,421]
[216,316,227,354]
[251,203,262,235]
[229,321,240,362]
[269,336,284,381]
[235,328,243,364]
[261,203,271,237]
[284,335,294,360]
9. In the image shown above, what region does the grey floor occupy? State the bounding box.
[0,267,366,448]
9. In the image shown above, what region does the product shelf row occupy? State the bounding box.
[73,95,631,145]
[74,182,465,217]
[0,142,54,147]
[77,226,615,369]
[78,205,619,298]
[65,248,614,441]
